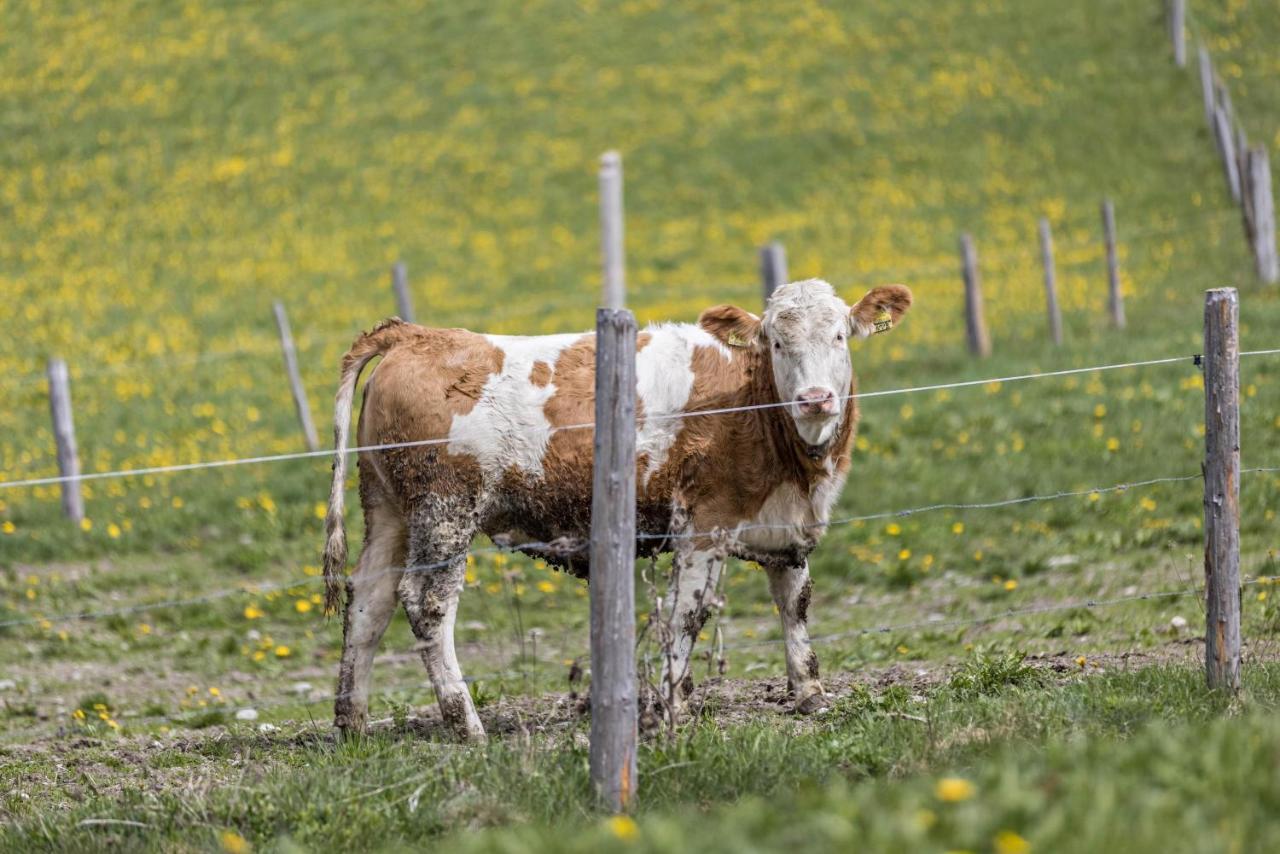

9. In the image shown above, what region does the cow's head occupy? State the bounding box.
[700,279,912,447]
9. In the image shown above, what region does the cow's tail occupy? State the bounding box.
[323,318,416,616]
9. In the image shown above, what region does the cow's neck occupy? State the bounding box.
[748,353,856,492]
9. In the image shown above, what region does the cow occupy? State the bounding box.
[321,279,912,740]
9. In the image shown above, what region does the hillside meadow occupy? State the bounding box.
[2,0,1280,850]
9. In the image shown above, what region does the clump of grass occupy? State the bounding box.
[948,649,1044,698]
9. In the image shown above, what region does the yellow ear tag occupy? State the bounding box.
[726,332,749,348]
[873,309,894,334]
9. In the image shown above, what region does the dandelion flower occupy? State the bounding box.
[935,777,975,802]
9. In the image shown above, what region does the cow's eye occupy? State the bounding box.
[772,340,782,352]
[835,332,845,344]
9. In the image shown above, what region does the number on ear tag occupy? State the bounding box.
[873,309,893,334]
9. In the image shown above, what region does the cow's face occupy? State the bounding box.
[699,279,913,448]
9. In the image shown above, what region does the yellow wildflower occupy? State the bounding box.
[994,830,1030,854]
[935,777,975,802]
[605,814,639,841]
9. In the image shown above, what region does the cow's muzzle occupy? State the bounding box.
[795,388,837,417]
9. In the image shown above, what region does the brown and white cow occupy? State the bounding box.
[322,279,912,740]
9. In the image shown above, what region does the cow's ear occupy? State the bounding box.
[698,304,763,350]
[849,285,913,340]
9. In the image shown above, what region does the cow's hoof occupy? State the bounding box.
[793,690,829,715]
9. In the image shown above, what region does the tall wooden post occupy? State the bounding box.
[589,307,638,812]
[46,358,84,524]
[1169,0,1186,67]
[590,147,637,812]
[1244,147,1279,284]
[272,301,320,452]
[1038,218,1063,346]
[959,233,991,357]
[759,241,788,306]
[391,261,414,323]
[599,151,626,311]
[1198,44,1215,129]
[1101,199,1126,329]
[1213,106,1242,203]
[1203,288,1240,692]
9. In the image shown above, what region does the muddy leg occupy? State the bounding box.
[766,561,827,714]
[399,508,484,741]
[334,505,406,736]
[660,547,724,714]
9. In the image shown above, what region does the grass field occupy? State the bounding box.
[2,0,1280,850]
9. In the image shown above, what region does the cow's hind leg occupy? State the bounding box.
[335,502,407,737]
[766,561,827,714]
[398,499,484,741]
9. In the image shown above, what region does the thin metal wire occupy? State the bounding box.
[1,348,1236,491]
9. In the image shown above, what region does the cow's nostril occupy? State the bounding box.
[795,389,837,414]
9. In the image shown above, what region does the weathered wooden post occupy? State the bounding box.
[1169,0,1186,67]
[46,358,84,524]
[1038,218,1063,346]
[1101,199,1126,329]
[1244,147,1279,284]
[1203,287,1241,692]
[1213,106,1242,203]
[599,151,626,311]
[759,241,788,306]
[590,150,638,813]
[272,301,320,452]
[391,261,414,323]
[959,233,991,357]
[1198,44,1216,129]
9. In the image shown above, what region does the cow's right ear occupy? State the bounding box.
[698,304,763,351]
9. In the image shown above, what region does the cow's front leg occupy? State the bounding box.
[660,546,724,717]
[766,561,827,714]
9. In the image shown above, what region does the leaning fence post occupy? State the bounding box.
[1203,287,1241,692]
[47,358,84,524]
[599,151,626,311]
[1169,0,1186,67]
[590,149,638,813]
[959,233,991,357]
[1101,199,1126,329]
[1038,218,1063,346]
[1244,147,1279,284]
[759,241,788,306]
[272,301,320,452]
[391,261,414,324]
[1198,44,1216,129]
[1213,106,1242,203]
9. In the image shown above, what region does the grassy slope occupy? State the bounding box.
[1,0,1280,849]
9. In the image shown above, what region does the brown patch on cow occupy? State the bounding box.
[356,326,502,505]
[806,650,820,680]
[529,360,552,387]
[796,578,813,623]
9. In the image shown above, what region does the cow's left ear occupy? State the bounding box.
[698,304,763,350]
[849,285,913,340]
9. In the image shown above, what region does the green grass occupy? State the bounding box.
[4,663,1280,852]
[1,0,1280,849]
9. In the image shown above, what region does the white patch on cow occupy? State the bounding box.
[636,324,731,486]
[735,461,848,553]
[446,333,583,480]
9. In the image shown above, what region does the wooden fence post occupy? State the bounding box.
[759,241,788,306]
[1038,218,1063,346]
[46,358,84,524]
[1203,287,1241,693]
[1213,106,1242,203]
[1169,0,1186,67]
[1101,199,1126,329]
[272,301,320,452]
[391,261,414,324]
[599,151,626,311]
[959,234,991,357]
[1197,44,1216,130]
[1244,147,1279,284]
[589,307,638,812]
